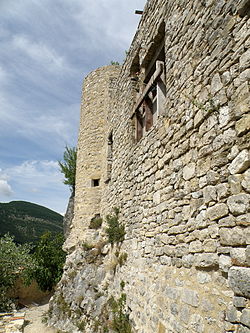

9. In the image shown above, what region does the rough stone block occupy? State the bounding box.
[239,48,250,70]
[246,246,250,266]
[183,162,196,180]
[236,114,250,136]
[240,309,250,328]
[242,168,250,193]
[219,254,232,272]
[189,240,203,253]
[197,272,211,284]
[230,248,246,266]
[219,227,246,246]
[218,215,236,227]
[236,214,250,227]
[226,305,240,322]
[194,253,218,268]
[165,287,179,300]
[233,296,247,308]
[219,106,231,128]
[229,149,250,174]
[181,288,199,307]
[211,73,223,94]
[229,175,243,194]
[228,267,250,298]
[203,185,217,203]
[237,324,250,333]
[203,239,217,252]
[206,203,229,220]
[227,193,250,215]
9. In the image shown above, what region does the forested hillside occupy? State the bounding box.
[0,201,63,244]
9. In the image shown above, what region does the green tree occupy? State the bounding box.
[30,232,66,292]
[0,234,35,310]
[58,146,77,194]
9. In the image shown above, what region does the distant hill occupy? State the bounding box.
[0,201,63,244]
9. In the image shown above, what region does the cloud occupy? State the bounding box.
[0,160,69,213]
[12,34,67,72]
[0,180,13,197]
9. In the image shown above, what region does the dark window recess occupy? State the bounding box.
[92,179,100,187]
[238,0,250,17]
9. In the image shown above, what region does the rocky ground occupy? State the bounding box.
[0,303,57,333]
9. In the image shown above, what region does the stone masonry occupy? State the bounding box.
[50,0,250,332]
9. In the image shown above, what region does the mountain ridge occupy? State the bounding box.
[0,200,63,244]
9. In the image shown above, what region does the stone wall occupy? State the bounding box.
[49,0,250,332]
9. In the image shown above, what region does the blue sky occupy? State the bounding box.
[0,0,145,214]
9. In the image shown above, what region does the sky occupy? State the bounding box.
[0,0,146,215]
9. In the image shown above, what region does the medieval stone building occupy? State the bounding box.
[48,0,250,332]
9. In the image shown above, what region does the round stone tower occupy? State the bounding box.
[65,65,120,250]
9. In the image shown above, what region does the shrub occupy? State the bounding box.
[0,234,35,310]
[105,208,125,245]
[89,216,103,229]
[28,232,66,292]
[108,293,132,333]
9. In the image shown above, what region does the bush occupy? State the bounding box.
[105,208,125,245]
[0,234,35,310]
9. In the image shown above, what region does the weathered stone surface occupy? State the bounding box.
[227,193,250,215]
[211,73,223,94]
[240,309,250,328]
[230,248,246,266]
[181,289,199,307]
[236,114,250,136]
[219,255,232,272]
[229,150,250,174]
[228,267,250,297]
[233,296,247,308]
[206,203,229,220]
[239,48,250,70]
[183,163,196,180]
[242,168,250,193]
[203,185,217,203]
[226,305,240,323]
[219,227,246,246]
[194,253,218,268]
[189,240,203,253]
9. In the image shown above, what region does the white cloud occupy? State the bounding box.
[0,160,69,213]
[12,34,66,72]
[0,180,13,197]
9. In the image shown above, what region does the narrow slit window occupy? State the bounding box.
[92,179,100,187]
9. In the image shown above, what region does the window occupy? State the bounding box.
[91,179,100,187]
[130,23,166,142]
[106,132,113,182]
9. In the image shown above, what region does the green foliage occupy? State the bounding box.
[0,201,63,244]
[105,208,125,245]
[110,61,120,65]
[118,252,128,267]
[89,216,103,230]
[82,241,94,251]
[0,234,35,310]
[28,232,66,292]
[108,294,132,333]
[58,146,77,193]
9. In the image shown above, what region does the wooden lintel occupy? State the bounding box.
[130,63,163,119]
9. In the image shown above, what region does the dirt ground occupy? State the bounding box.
[23,303,57,333]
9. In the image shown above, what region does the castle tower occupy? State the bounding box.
[65,65,120,249]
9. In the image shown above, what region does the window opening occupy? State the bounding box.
[130,22,166,142]
[92,179,100,187]
[106,132,113,181]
